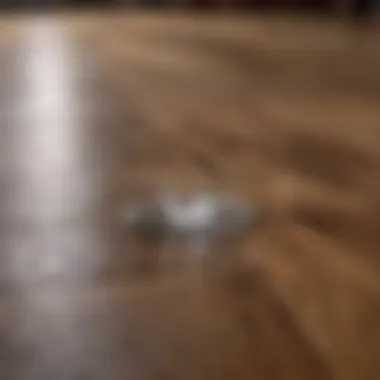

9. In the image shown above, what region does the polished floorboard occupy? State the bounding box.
[0,11,380,380]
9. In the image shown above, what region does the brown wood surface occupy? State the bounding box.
[0,12,379,380]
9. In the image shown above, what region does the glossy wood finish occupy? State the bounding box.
[0,12,379,380]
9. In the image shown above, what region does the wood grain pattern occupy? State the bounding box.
[0,12,379,380]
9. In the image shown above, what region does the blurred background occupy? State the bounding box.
[0,0,379,379]
[0,0,379,19]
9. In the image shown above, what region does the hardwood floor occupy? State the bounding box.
[0,11,379,380]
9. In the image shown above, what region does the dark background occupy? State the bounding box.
[0,0,378,23]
